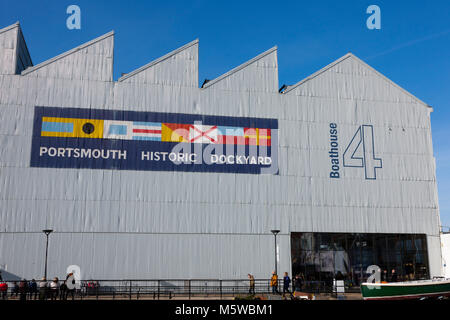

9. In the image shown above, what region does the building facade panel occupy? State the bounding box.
[0,24,442,282]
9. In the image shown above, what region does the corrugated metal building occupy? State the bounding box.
[0,22,442,282]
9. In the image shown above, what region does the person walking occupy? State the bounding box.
[248,274,255,295]
[65,273,75,300]
[270,271,278,294]
[382,269,388,282]
[283,272,291,295]
[19,279,28,301]
[29,279,38,300]
[50,277,60,300]
[294,274,303,292]
[12,281,19,298]
[59,280,68,300]
[0,281,7,300]
[390,269,398,282]
[39,277,48,300]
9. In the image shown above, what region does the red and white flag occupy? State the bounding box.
[189,125,218,144]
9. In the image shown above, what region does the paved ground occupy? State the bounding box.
[314,293,362,300]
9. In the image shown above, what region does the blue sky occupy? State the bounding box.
[1,0,450,226]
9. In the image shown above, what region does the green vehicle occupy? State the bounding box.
[360,279,450,300]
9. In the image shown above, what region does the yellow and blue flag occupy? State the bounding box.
[41,117,104,139]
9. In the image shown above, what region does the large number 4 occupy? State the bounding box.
[343,125,382,180]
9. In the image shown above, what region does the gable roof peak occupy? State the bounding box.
[283,52,430,108]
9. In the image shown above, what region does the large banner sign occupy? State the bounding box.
[30,107,278,174]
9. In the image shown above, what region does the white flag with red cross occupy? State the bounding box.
[189,124,218,144]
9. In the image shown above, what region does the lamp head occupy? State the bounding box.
[42,229,53,235]
[271,229,280,235]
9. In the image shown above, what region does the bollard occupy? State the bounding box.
[188,280,191,300]
[157,280,160,300]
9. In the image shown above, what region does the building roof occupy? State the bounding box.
[21,31,114,76]
[118,39,198,82]
[0,21,429,108]
[283,53,430,108]
[201,46,278,89]
[0,21,20,34]
[0,21,33,73]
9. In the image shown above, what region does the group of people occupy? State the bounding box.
[382,268,398,283]
[0,273,76,300]
[247,271,303,297]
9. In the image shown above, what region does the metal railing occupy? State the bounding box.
[0,278,354,300]
[441,226,450,234]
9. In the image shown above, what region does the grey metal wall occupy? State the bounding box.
[0,22,442,280]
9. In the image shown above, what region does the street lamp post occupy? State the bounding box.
[270,230,280,275]
[42,229,53,279]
